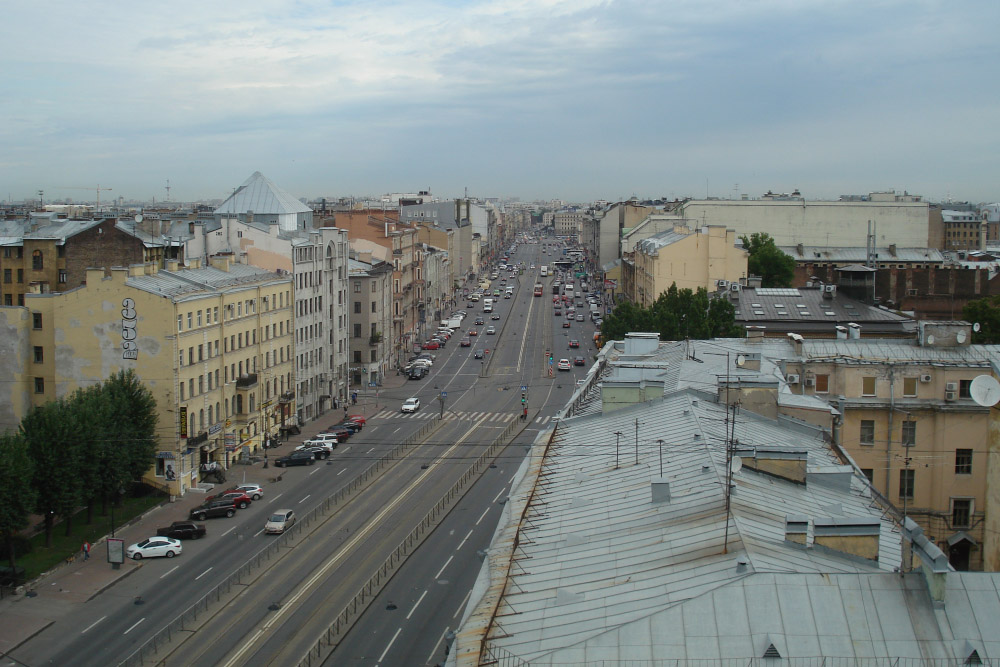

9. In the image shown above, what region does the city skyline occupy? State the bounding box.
[2,0,998,204]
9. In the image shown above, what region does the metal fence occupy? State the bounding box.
[296,415,524,667]
[118,418,443,667]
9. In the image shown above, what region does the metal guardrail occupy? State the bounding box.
[119,418,443,667]
[479,651,1000,667]
[296,415,524,667]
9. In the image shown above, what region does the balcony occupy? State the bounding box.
[236,373,258,389]
[279,390,295,403]
[369,332,383,346]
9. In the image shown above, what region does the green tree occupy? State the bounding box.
[740,232,796,288]
[601,283,740,342]
[963,295,1000,344]
[21,399,84,545]
[0,433,35,571]
[100,369,158,484]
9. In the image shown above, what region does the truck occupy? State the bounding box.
[447,316,463,329]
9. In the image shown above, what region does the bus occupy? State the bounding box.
[539,266,548,277]
[533,283,543,297]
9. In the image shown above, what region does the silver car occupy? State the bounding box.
[265,509,296,535]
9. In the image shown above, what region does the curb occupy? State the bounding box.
[4,618,53,654]
[86,561,143,602]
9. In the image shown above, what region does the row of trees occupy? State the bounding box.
[0,369,158,569]
[600,283,742,342]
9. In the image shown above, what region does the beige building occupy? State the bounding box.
[14,257,293,496]
[783,322,999,570]
[630,224,747,306]
[348,253,394,389]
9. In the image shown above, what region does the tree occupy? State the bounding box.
[0,433,35,571]
[601,283,740,342]
[21,399,84,545]
[963,295,1000,344]
[740,232,796,288]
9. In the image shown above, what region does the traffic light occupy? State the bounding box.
[521,391,527,404]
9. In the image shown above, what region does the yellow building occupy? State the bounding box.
[20,256,293,496]
[630,224,747,306]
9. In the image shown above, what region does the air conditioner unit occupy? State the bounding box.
[945,390,957,401]
[717,279,729,288]
[920,374,932,383]
[786,374,800,384]
[730,283,740,292]
[824,284,836,292]
[945,382,958,392]
[804,376,816,387]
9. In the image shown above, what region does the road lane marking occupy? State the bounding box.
[123,618,145,635]
[509,474,516,484]
[221,526,236,538]
[310,467,320,475]
[341,446,351,453]
[80,615,106,634]
[338,468,347,475]
[254,529,265,536]
[377,627,402,664]
[299,494,311,504]
[392,427,401,435]
[456,529,473,552]
[221,418,488,667]
[426,626,451,664]
[406,590,428,620]
[367,447,376,453]
[269,493,283,504]
[433,555,454,580]
[159,565,179,579]
[195,567,213,580]
[475,507,490,526]
[454,589,473,618]
[492,488,506,503]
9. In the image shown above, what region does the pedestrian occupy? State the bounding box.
[82,541,91,561]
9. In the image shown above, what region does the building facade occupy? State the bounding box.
[348,254,393,388]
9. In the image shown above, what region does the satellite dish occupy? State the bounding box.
[926,334,935,345]
[730,456,743,475]
[134,214,144,223]
[735,354,746,367]
[974,322,981,333]
[956,330,967,344]
[970,375,1000,407]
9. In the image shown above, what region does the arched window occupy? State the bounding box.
[32,250,43,270]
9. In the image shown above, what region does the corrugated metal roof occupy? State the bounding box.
[779,246,946,263]
[126,263,284,299]
[731,287,910,324]
[214,171,311,216]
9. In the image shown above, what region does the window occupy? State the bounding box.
[861,376,876,396]
[353,350,362,362]
[951,498,972,528]
[31,250,42,270]
[955,449,973,475]
[959,379,972,399]
[371,301,377,313]
[33,346,43,363]
[187,312,193,328]
[861,468,874,484]
[32,312,42,329]
[177,314,183,332]
[188,348,194,365]
[34,377,44,393]
[198,344,203,361]
[814,374,829,393]
[372,282,377,293]
[3,269,10,283]
[370,349,377,362]
[354,282,361,293]
[198,376,204,394]
[903,377,917,397]
[17,269,23,283]
[860,420,875,445]
[213,306,219,323]
[354,323,361,338]
[354,301,361,314]
[3,294,10,306]
[901,420,916,447]
[197,310,202,326]
[899,469,914,500]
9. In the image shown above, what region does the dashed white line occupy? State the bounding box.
[123,618,145,635]
[509,474,516,484]
[456,529,474,552]
[159,565,179,579]
[341,446,351,453]
[378,627,402,664]
[254,529,264,537]
[269,493,283,503]
[195,567,213,580]
[310,467,320,475]
[299,494,311,504]
[492,488,506,503]
[338,468,347,475]
[454,589,473,619]
[406,590,428,620]
[366,447,376,453]
[220,526,236,538]
[426,626,451,664]
[474,507,490,526]
[80,615,106,634]
[433,555,454,580]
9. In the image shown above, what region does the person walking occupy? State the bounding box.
[82,541,91,561]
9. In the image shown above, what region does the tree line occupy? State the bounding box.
[600,283,742,342]
[0,369,158,570]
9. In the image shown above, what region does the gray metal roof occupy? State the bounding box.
[477,390,967,665]
[214,171,311,216]
[22,217,104,241]
[125,263,285,300]
[731,287,911,326]
[779,245,946,263]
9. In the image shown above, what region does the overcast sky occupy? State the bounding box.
[2,1,998,205]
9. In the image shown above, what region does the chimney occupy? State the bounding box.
[902,517,951,605]
[784,514,809,546]
[889,243,897,257]
[165,259,180,272]
[733,445,808,484]
[847,323,861,339]
[128,263,145,278]
[813,517,881,562]
[650,478,671,504]
[786,332,804,355]
[188,257,202,269]
[835,325,848,340]
[210,254,232,272]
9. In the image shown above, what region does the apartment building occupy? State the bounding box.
[9,257,293,496]
[348,253,393,388]
[942,209,986,251]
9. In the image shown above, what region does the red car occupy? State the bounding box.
[562,320,571,328]
[422,340,440,350]
[468,329,478,336]
[207,490,253,509]
[347,415,366,426]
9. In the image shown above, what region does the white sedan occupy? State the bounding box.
[126,536,182,560]
[402,397,421,413]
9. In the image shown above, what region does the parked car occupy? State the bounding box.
[189,499,237,521]
[347,414,366,426]
[126,537,182,560]
[231,483,264,501]
[323,427,351,441]
[265,509,296,535]
[295,445,330,460]
[302,433,339,447]
[409,368,427,380]
[206,490,253,509]
[422,340,440,350]
[574,356,586,366]
[156,521,206,540]
[557,358,572,371]
[402,397,421,413]
[274,451,317,467]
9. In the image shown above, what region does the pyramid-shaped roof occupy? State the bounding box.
[214,172,311,216]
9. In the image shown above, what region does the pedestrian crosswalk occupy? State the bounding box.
[370,409,554,424]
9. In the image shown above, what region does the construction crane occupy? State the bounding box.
[55,185,113,211]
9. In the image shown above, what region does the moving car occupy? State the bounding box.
[468,328,478,336]
[189,499,237,521]
[557,358,572,371]
[491,313,500,320]
[402,397,421,413]
[265,509,296,535]
[231,483,264,501]
[562,320,571,328]
[156,521,206,540]
[474,349,485,359]
[554,308,562,316]
[574,356,586,366]
[206,490,253,509]
[485,326,496,335]
[274,451,316,467]
[576,314,585,322]
[569,339,580,348]
[475,317,485,325]
[126,537,182,560]
[460,337,471,347]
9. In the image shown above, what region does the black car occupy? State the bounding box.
[409,367,428,380]
[189,499,237,521]
[574,356,586,366]
[331,420,362,433]
[156,521,207,540]
[274,451,317,467]
[299,446,329,460]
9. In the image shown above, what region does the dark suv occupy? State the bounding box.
[275,450,316,467]
[189,499,237,521]
[156,521,207,540]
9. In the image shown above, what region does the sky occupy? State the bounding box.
[2,0,998,205]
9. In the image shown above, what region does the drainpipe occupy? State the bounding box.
[885,365,895,498]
